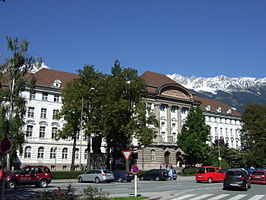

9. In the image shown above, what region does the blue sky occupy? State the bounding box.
[1,0,266,78]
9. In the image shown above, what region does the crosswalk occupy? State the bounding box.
[171,194,265,200]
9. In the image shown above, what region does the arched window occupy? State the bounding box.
[38,147,44,158]
[50,147,57,159]
[62,148,68,159]
[24,146,31,158]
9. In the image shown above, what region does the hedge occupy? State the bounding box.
[52,171,85,179]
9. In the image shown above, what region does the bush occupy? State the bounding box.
[181,167,196,176]
[52,171,85,179]
[83,185,109,200]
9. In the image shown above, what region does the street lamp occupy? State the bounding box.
[79,96,84,170]
[141,145,145,170]
[54,147,57,171]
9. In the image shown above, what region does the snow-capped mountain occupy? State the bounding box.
[167,74,266,113]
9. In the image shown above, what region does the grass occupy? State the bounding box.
[110,196,148,200]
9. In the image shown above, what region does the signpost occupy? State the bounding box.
[131,165,140,197]
[122,150,133,171]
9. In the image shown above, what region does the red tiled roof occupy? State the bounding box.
[33,68,78,88]
[140,71,178,86]
[194,96,241,116]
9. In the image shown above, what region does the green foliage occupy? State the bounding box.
[181,167,196,176]
[0,37,41,168]
[52,171,85,179]
[241,104,266,167]
[83,185,109,200]
[110,197,148,200]
[177,107,211,166]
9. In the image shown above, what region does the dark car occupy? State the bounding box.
[251,170,266,184]
[112,170,134,182]
[5,166,52,189]
[223,168,251,191]
[138,169,169,181]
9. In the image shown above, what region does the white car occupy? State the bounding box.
[78,169,114,183]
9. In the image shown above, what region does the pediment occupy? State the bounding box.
[159,85,192,100]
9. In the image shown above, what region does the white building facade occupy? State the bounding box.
[11,69,241,170]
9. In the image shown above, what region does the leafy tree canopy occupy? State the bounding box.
[177,106,211,166]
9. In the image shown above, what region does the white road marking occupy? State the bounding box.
[227,194,247,200]
[248,195,265,200]
[208,194,230,200]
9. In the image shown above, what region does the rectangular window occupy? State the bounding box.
[53,109,59,120]
[27,107,34,118]
[30,92,36,99]
[26,125,33,137]
[160,104,167,112]
[75,149,79,159]
[51,127,58,139]
[39,126,46,138]
[171,106,177,113]
[40,108,47,119]
[54,94,60,102]
[42,92,48,101]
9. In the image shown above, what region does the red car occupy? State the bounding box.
[5,165,52,189]
[196,166,225,183]
[251,170,266,184]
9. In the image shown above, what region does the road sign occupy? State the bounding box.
[131,165,139,174]
[0,138,11,153]
[122,150,133,161]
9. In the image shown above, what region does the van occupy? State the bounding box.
[196,166,225,183]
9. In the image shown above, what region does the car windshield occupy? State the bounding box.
[226,171,243,176]
[196,168,205,173]
[253,171,264,175]
[103,170,112,173]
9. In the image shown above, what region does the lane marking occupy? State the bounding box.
[248,195,265,200]
[208,194,230,200]
[227,194,247,200]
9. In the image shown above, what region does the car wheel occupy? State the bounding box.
[207,178,213,183]
[95,177,100,183]
[155,177,160,181]
[140,176,144,181]
[197,180,201,183]
[127,180,131,182]
[6,180,16,189]
[118,177,123,182]
[39,180,48,188]
[78,177,83,183]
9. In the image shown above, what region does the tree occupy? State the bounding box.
[241,104,266,167]
[100,60,158,169]
[58,65,102,171]
[177,106,211,166]
[0,37,41,169]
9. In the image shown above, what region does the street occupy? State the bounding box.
[1,176,266,200]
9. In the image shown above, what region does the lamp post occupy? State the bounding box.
[217,138,221,169]
[141,145,145,170]
[79,96,84,170]
[54,147,57,171]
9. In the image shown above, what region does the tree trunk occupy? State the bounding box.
[71,136,77,171]
[106,138,111,169]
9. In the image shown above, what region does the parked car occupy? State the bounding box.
[138,169,169,181]
[78,169,114,183]
[5,166,52,189]
[112,170,134,182]
[223,168,251,190]
[167,169,177,180]
[251,170,266,184]
[195,166,225,183]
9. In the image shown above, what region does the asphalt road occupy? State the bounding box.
[1,176,266,200]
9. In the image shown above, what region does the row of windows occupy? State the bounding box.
[213,127,239,138]
[206,116,240,125]
[24,146,88,159]
[26,125,58,139]
[146,103,188,114]
[30,92,60,102]
[27,107,59,120]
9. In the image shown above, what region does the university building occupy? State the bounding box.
[14,68,241,170]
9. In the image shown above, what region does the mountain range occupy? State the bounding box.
[167,74,266,113]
